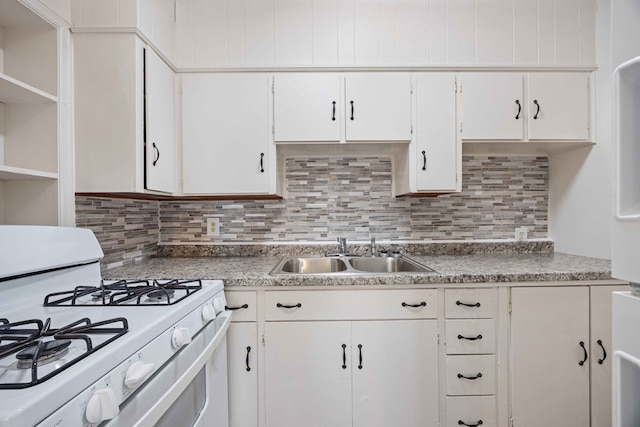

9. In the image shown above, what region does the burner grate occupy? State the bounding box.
[43,279,202,306]
[0,317,128,389]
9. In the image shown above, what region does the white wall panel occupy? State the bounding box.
[538,0,555,64]
[71,0,120,26]
[175,0,194,67]
[245,0,274,65]
[476,0,513,64]
[138,0,153,37]
[313,0,338,64]
[379,0,397,64]
[429,0,447,64]
[555,0,580,64]
[354,0,379,64]
[338,0,355,64]
[192,0,227,66]
[578,0,596,65]
[275,0,312,64]
[396,0,429,64]
[446,0,476,64]
[513,0,538,64]
[227,0,245,65]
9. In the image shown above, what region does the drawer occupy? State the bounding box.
[446,396,496,427]
[264,289,437,321]
[445,355,496,396]
[445,288,497,318]
[225,291,257,322]
[446,319,495,355]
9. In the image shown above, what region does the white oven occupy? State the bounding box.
[0,226,231,427]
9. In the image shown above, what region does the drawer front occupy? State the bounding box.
[445,288,497,318]
[445,319,495,355]
[225,291,257,322]
[446,396,496,427]
[445,355,496,396]
[264,289,438,321]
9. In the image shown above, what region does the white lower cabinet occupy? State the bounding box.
[510,285,627,427]
[227,323,258,427]
[263,289,438,427]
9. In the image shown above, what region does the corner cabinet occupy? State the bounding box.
[0,1,67,225]
[510,284,627,427]
[273,73,412,144]
[74,33,177,194]
[181,73,276,195]
[263,289,439,427]
[462,72,591,145]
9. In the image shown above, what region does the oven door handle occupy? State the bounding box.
[132,312,231,427]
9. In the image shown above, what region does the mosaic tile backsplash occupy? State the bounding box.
[76,155,548,266]
[160,155,548,243]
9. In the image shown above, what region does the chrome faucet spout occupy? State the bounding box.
[369,237,376,256]
[337,237,347,255]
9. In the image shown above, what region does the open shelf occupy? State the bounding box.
[0,73,57,104]
[0,165,58,180]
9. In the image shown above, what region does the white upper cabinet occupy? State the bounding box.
[145,49,177,193]
[273,74,341,142]
[175,0,595,68]
[462,73,525,140]
[462,72,591,142]
[528,73,590,140]
[181,73,275,195]
[345,73,411,142]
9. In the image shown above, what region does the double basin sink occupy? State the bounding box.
[270,254,435,275]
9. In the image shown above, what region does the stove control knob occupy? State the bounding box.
[172,326,192,349]
[124,361,156,389]
[202,303,216,322]
[213,296,226,314]
[85,388,119,424]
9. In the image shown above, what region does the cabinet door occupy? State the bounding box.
[265,321,352,427]
[182,74,272,195]
[511,287,590,427]
[528,73,590,140]
[352,320,439,427]
[145,49,176,193]
[415,73,459,192]
[462,73,524,140]
[227,323,258,427]
[274,74,341,142]
[345,74,411,142]
[590,285,629,427]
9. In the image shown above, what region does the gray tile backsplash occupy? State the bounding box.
[76,155,548,267]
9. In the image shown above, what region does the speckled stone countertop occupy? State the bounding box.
[103,252,615,287]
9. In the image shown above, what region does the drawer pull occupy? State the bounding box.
[342,344,347,369]
[458,420,483,426]
[579,341,588,366]
[457,334,483,341]
[456,300,481,308]
[276,303,302,309]
[225,304,249,311]
[457,372,482,380]
[246,346,251,372]
[358,344,363,369]
[597,339,607,364]
[402,301,427,308]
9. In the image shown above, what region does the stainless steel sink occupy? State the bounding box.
[270,255,434,275]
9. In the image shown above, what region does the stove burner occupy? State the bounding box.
[146,289,175,301]
[91,290,111,300]
[16,339,71,369]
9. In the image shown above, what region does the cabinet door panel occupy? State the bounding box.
[415,73,458,191]
[182,74,271,194]
[274,74,341,142]
[265,321,352,427]
[145,49,176,193]
[352,320,439,427]
[227,323,258,427]
[345,73,411,141]
[528,73,590,140]
[511,287,590,427]
[462,73,524,140]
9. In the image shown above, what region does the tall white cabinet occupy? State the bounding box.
[0,0,69,225]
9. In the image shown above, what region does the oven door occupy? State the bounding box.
[104,312,231,427]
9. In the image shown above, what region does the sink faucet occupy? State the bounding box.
[337,237,347,255]
[369,237,376,256]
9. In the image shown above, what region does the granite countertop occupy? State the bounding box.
[103,252,614,287]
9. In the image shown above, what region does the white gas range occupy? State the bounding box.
[0,226,231,427]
